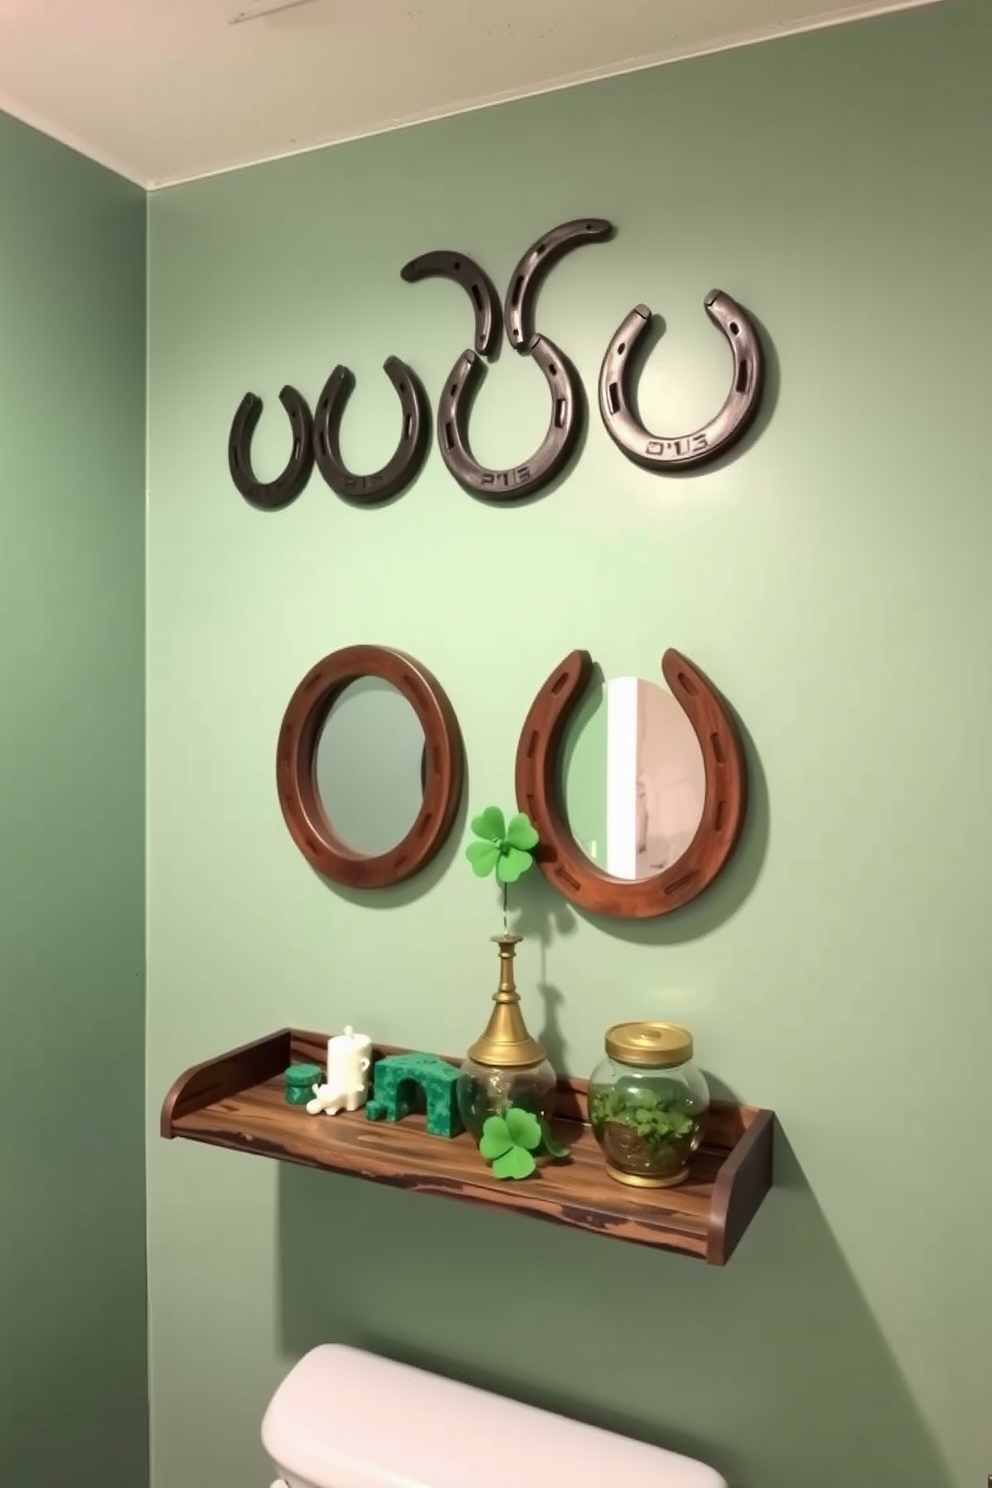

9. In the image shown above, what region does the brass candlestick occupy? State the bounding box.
[468,935,547,1068]
[456,934,557,1141]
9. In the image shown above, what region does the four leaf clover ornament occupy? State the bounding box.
[479,1108,543,1179]
[464,803,568,1179]
[466,806,539,883]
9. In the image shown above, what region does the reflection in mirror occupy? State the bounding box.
[315,678,426,856]
[564,677,706,880]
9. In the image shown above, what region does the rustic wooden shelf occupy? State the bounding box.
[161,1028,774,1265]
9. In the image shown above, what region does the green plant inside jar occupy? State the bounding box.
[589,1080,703,1179]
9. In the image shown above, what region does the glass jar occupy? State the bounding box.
[588,1022,709,1188]
[456,1054,557,1142]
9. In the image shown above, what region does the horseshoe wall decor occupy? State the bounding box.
[400,250,502,359]
[437,335,580,502]
[313,356,429,505]
[504,218,614,350]
[515,648,747,918]
[228,384,315,511]
[598,290,764,471]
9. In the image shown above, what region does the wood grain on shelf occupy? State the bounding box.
[161,1028,773,1266]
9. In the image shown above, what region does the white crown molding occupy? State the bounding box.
[146,0,948,192]
[0,0,946,192]
[0,87,145,185]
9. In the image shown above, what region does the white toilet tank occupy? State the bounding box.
[262,1344,727,1488]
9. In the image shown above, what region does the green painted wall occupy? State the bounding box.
[0,114,148,1484]
[146,2,992,1485]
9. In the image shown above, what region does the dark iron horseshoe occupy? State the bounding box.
[598,290,764,471]
[228,384,314,511]
[400,251,501,359]
[313,355,429,505]
[437,334,580,502]
[504,217,614,351]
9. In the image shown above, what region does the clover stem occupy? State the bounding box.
[502,879,508,932]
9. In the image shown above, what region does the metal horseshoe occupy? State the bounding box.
[598,290,764,471]
[504,217,614,350]
[400,250,502,359]
[437,335,579,502]
[228,384,314,510]
[313,356,429,505]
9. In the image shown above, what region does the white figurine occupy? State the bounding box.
[305,1025,373,1116]
[305,1080,366,1117]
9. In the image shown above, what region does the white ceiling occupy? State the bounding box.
[0,0,943,189]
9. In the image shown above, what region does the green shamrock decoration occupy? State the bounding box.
[478,1107,572,1179]
[479,1108,543,1179]
[538,1120,570,1159]
[466,806,538,884]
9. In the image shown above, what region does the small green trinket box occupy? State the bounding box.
[284,1063,322,1106]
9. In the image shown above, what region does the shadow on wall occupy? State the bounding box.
[275,1136,952,1488]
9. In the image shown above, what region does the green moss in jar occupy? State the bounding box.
[588,1022,710,1188]
[590,1079,702,1180]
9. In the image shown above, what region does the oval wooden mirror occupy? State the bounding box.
[277,645,464,888]
[515,649,746,918]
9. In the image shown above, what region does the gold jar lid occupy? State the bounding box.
[605,1021,693,1068]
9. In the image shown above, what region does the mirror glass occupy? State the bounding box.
[563,676,706,879]
[315,678,426,856]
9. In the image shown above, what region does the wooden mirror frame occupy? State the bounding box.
[515,648,747,919]
[277,644,464,889]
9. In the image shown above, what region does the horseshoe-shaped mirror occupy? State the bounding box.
[598,290,764,471]
[277,645,464,889]
[228,384,315,510]
[313,357,429,505]
[437,335,580,501]
[515,649,746,918]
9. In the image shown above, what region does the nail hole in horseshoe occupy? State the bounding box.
[548,362,557,375]
[735,359,749,394]
[617,342,626,356]
[730,321,740,335]
[453,259,461,269]
[607,381,620,415]
[470,283,483,311]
